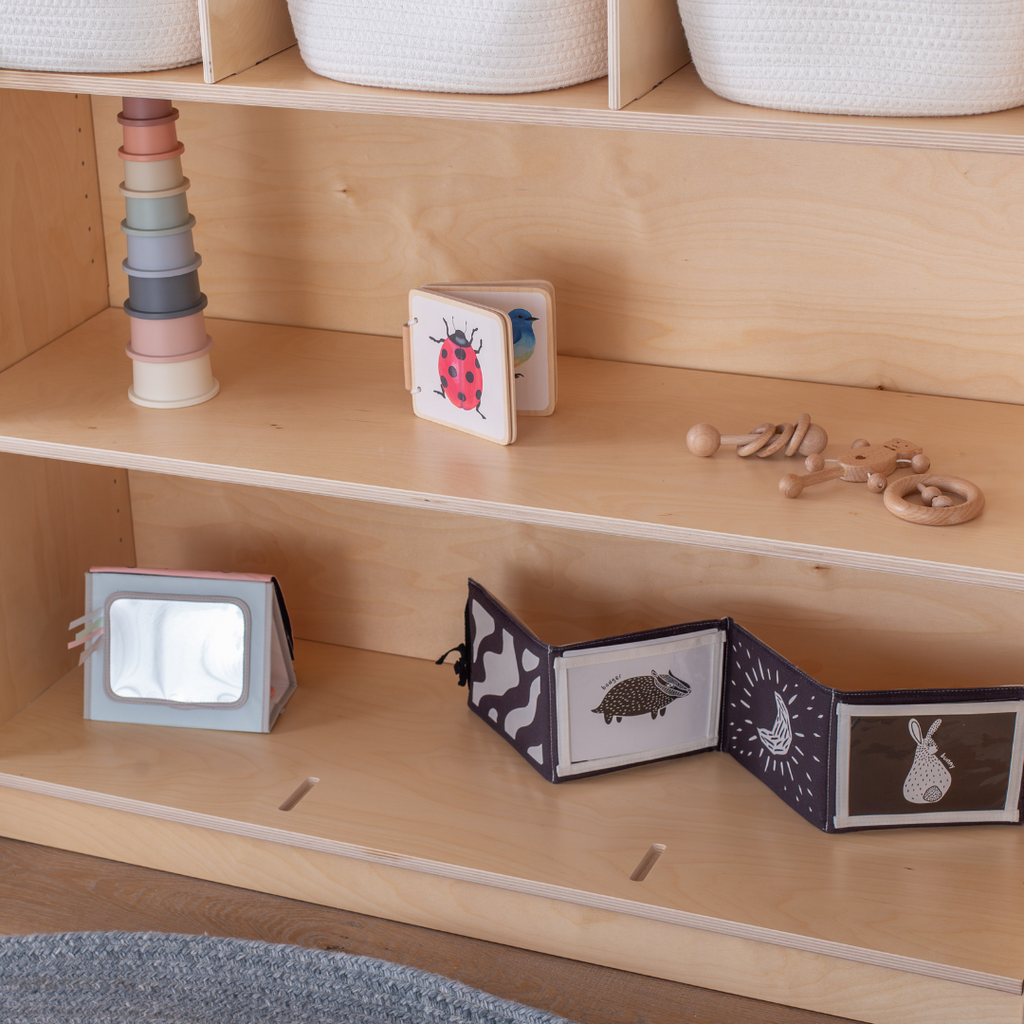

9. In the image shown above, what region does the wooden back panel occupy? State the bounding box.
[0,456,134,726]
[1,90,108,372]
[129,471,1024,694]
[92,95,1024,405]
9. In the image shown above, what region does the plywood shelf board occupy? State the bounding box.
[0,311,1022,591]
[4,51,1024,153]
[0,640,1021,993]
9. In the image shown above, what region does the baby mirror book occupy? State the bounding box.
[456,581,1024,832]
[72,567,297,733]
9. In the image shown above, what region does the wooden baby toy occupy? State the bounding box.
[687,413,827,458]
[883,474,985,526]
[779,438,930,498]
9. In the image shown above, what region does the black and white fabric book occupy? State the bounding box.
[453,580,1024,833]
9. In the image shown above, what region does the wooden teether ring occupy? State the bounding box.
[737,423,776,457]
[784,413,811,457]
[757,422,796,457]
[883,474,985,526]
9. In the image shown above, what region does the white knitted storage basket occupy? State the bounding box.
[676,0,1024,116]
[286,0,607,94]
[0,0,201,73]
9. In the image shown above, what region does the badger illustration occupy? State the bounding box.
[592,670,691,724]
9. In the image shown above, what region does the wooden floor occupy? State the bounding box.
[0,837,854,1024]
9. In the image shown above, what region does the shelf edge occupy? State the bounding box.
[0,769,1017,994]
[2,69,1024,153]
[0,435,1020,593]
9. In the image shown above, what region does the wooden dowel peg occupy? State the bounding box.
[780,465,842,498]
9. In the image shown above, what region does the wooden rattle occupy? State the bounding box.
[780,438,930,498]
[883,474,985,526]
[687,413,828,458]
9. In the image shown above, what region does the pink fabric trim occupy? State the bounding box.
[90,567,273,583]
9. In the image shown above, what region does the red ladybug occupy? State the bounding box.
[431,319,485,419]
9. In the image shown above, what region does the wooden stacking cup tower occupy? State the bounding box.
[118,97,218,408]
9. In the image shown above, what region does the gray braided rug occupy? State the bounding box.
[0,932,575,1024]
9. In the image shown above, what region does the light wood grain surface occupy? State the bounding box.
[128,471,1024,690]
[0,640,1022,999]
[90,97,1024,403]
[0,311,1021,589]
[0,90,108,372]
[0,836,861,1024]
[0,456,133,728]
[5,49,1024,153]
[6,790,1015,1024]
[199,0,295,84]
[608,0,690,109]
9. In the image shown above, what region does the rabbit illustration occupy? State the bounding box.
[902,718,952,804]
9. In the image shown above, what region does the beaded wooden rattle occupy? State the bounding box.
[779,438,929,498]
[686,413,828,458]
[883,474,985,526]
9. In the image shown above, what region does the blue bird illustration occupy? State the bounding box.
[509,308,538,375]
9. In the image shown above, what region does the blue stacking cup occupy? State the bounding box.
[124,256,203,314]
[122,216,197,272]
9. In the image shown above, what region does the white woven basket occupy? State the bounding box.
[676,0,1024,116]
[0,0,201,73]
[285,0,607,94]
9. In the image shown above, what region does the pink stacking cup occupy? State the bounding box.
[120,112,180,156]
[128,307,208,358]
[127,334,212,363]
[119,141,184,164]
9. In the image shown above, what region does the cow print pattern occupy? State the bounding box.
[468,588,551,780]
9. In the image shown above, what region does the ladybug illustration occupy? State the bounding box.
[592,669,691,724]
[432,319,485,419]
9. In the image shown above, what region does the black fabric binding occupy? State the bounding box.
[270,576,294,659]
[436,644,470,686]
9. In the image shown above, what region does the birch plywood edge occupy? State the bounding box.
[0,643,1022,1007]
[0,312,1022,590]
[198,0,295,84]
[608,0,689,109]
[4,50,1024,153]
[0,799,1017,1024]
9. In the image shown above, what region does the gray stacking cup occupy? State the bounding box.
[122,216,197,272]
[124,294,208,321]
[123,192,191,231]
[124,256,203,314]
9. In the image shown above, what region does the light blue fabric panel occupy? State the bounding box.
[84,572,272,733]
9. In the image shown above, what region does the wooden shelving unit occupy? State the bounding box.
[3,20,1024,1023]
